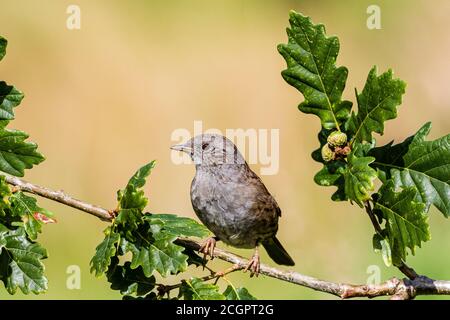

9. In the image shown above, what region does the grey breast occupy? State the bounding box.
[190,164,279,248]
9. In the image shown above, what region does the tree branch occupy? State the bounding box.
[4,174,450,299]
[4,174,112,221]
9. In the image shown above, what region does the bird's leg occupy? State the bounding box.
[199,236,218,262]
[244,245,260,277]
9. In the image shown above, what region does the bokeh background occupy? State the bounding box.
[0,0,449,299]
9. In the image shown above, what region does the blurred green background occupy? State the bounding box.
[0,0,449,299]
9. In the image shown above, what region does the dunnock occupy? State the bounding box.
[171,134,294,274]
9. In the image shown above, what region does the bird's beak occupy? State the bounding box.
[170,142,192,153]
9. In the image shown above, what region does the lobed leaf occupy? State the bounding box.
[120,225,188,278]
[370,122,450,217]
[343,145,377,206]
[278,11,352,130]
[107,257,156,297]
[118,161,156,211]
[144,213,210,238]
[0,81,24,124]
[374,181,430,263]
[223,285,257,300]
[0,224,48,294]
[115,208,142,233]
[10,192,53,240]
[90,226,120,277]
[180,277,225,300]
[115,161,156,231]
[0,129,45,177]
[347,67,406,144]
[314,160,347,201]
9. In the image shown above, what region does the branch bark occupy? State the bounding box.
[4,174,112,221]
[4,174,450,299]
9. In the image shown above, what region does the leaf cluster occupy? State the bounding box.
[0,36,50,295]
[279,11,449,267]
[90,162,256,300]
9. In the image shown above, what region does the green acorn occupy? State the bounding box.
[327,131,347,147]
[321,144,335,162]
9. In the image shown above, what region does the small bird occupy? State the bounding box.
[171,134,295,274]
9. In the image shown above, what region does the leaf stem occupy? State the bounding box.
[364,201,383,235]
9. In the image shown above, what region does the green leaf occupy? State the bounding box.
[90,226,120,277]
[115,161,156,231]
[0,176,11,212]
[372,233,392,267]
[107,257,155,296]
[118,161,156,211]
[278,11,352,130]
[343,145,377,206]
[144,213,210,238]
[223,285,257,300]
[374,181,430,263]
[120,224,188,278]
[370,122,450,217]
[0,224,48,294]
[0,129,45,177]
[10,192,53,240]
[180,277,225,300]
[347,67,406,144]
[115,208,142,233]
[314,160,347,201]
[0,36,6,61]
[0,82,24,123]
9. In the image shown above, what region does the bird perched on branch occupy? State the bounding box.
[171,134,295,275]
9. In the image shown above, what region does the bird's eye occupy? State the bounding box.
[201,142,209,150]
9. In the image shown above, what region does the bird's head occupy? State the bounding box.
[171,134,245,166]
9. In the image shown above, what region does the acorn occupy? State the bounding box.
[327,131,347,147]
[321,144,335,162]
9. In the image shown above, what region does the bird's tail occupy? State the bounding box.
[262,237,295,266]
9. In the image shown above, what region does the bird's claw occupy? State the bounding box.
[199,237,216,264]
[244,253,260,277]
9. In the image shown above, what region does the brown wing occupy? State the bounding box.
[244,165,282,218]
